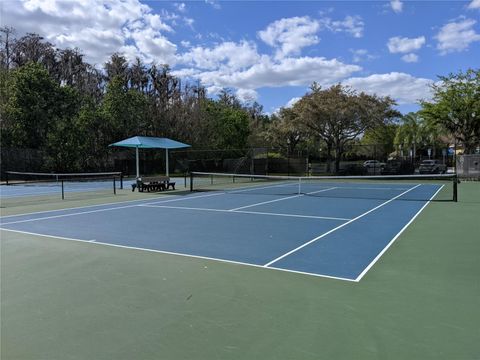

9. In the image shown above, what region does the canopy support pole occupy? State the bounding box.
[136,147,140,178]
[165,148,169,177]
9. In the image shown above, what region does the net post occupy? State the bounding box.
[190,172,193,192]
[61,180,64,200]
[453,175,458,202]
[113,176,116,195]
[120,173,123,189]
[298,177,302,195]
[184,172,187,188]
[5,172,9,185]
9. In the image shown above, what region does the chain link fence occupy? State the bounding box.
[3,143,475,180]
[457,154,480,179]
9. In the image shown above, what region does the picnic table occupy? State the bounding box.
[132,176,176,192]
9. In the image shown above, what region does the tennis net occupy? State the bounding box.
[190,172,458,202]
[4,171,123,199]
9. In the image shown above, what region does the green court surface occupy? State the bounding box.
[1,182,479,359]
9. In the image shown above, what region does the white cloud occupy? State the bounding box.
[2,0,178,65]
[171,68,201,78]
[236,88,258,102]
[272,96,301,114]
[435,18,480,54]
[350,49,376,63]
[126,27,177,64]
[387,36,426,53]
[181,41,261,71]
[258,17,320,59]
[343,72,434,104]
[320,15,364,38]
[174,2,187,12]
[468,0,480,9]
[191,56,361,90]
[286,97,301,108]
[390,0,403,13]
[401,53,419,63]
[205,85,223,96]
[205,0,221,10]
[184,17,194,29]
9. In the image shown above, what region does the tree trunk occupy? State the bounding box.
[334,146,342,174]
[325,142,332,173]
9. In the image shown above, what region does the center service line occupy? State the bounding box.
[229,187,337,211]
[263,184,422,267]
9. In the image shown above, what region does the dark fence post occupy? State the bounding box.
[453,176,458,202]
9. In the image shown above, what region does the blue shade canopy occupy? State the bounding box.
[109,136,190,149]
[109,136,190,178]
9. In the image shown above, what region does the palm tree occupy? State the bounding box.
[421,116,444,158]
[395,112,422,160]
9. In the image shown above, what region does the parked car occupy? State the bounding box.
[363,160,386,168]
[381,160,415,175]
[418,160,447,174]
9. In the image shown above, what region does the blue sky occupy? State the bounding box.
[3,0,480,114]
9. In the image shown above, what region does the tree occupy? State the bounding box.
[2,62,66,149]
[9,33,57,73]
[263,107,307,154]
[394,112,422,159]
[203,99,250,149]
[100,76,148,142]
[421,68,480,154]
[0,26,16,70]
[296,83,399,172]
[104,53,129,84]
[217,88,242,109]
[44,86,83,171]
[361,123,399,159]
[395,112,446,160]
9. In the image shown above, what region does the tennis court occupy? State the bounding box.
[0,173,456,281]
[1,173,479,360]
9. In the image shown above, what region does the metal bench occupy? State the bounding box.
[131,176,176,192]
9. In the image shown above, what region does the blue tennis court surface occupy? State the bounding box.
[0,181,443,281]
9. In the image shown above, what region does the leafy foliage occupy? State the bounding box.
[0,28,259,171]
[294,83,400,172]
[421,69,480,154]
[262,107,308,154]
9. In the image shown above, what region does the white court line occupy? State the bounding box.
[263,184,422,267]
[0,192,226,225]
[0,227,355,282]
[354,185,445,282]
[0,190,227,220]
[139,204,350,221]
[229,194,302,211]
[0,228,96,243]
[229,187,337,211]
[0,195,177,219]
[0,204,142,225]
[315,186,410,191]
[138,191,224,205]
[221,181,295,194]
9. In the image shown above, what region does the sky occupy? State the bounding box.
[1,0,480,114]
